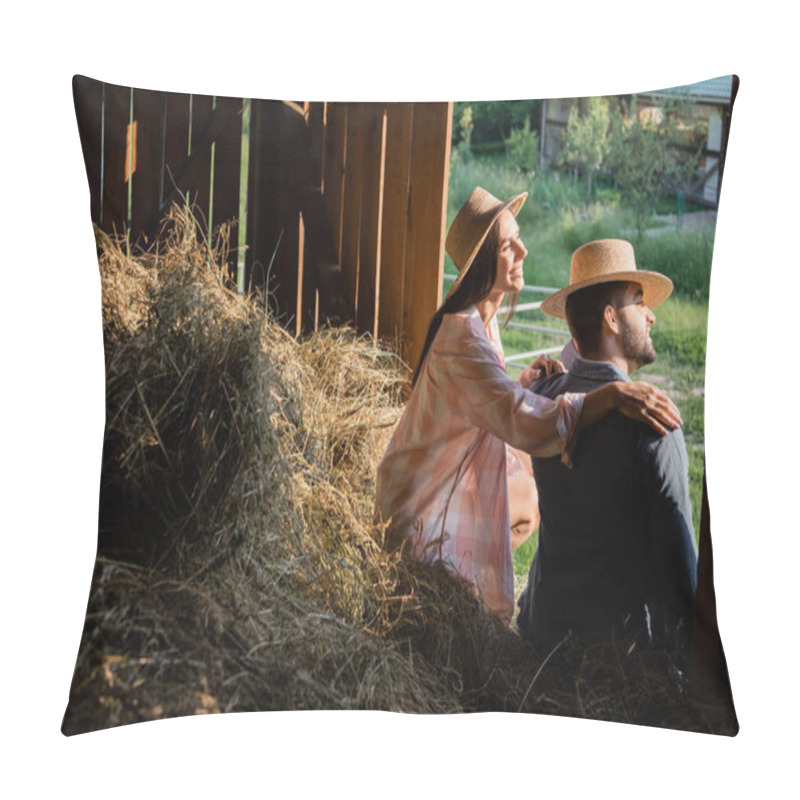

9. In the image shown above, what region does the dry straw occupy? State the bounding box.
[63,206,735,734]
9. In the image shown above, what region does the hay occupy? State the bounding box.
[63,205,736,735]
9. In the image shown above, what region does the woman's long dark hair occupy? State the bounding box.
[412,219,520,386]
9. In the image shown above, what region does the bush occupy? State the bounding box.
[606,95,703,239]
[505,119,539,174]
[450,105,475,169]
[448,153,599,227]
[527,173,585,217]
[453,99,540,147]
[560,204,627,253]
[448,154,532,223]
[559,97,611,199]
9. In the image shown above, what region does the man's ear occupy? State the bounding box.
[602,304,620,336]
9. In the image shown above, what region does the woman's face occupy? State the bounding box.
[492,209,527,294]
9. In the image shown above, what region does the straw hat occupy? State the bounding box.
[445,187,527,298]
[539,239,673,319]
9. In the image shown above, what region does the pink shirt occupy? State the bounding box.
[375,306,582,624]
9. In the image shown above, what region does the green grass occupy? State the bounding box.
[514,529,539,582]
[635,231,714,300]
[639,296,708,540]
[653,195,706,215]
[446,154,712,585]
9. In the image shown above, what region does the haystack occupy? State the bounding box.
[62,206,736,735]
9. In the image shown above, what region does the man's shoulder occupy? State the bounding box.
[531,368,612,399]
[534,371,688,457]
[531,371,585,398]
[638,423,689,467]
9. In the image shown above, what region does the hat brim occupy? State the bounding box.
[445,192,527,300]
[539,270,674,319]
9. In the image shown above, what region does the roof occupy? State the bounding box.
[643,75,735,106]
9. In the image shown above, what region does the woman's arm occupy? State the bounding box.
[518,354,564,388]
[432,319,571,456]
[432,312,680,459]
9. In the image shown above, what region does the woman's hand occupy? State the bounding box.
[519,354,564,388]
[613,381,683,436]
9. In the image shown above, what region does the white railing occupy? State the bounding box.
[442,273,571,371]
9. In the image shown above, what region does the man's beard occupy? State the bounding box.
[620,320,656,368]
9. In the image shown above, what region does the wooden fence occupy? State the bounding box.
[72,76,453,370]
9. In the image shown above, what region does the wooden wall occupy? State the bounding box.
[72,76,452,371]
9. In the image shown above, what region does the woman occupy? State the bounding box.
[375,187,681,624]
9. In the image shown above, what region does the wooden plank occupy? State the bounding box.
[245,98,267,298]
[276,201,300,335]
[402,102,453,371]
[280,101,319,334]
[245,99,284,310]
[300,101,327,330]
[297,212,312,334]
[323,103,347,270]
[239,99,346,330]
[305,101,326,189]
[377,103,414,348]
[340,103,366,322]
[355,104,387,339]
[274,104,306,333]
[188,93,213,228]
[162,91,191,214]
[210,95,243,279]
[299,195,319,333]
[130,87,164,246]
[100,82,131,236]
[72,75,104,227]
[154,93,233,234]
[294,186,348,325]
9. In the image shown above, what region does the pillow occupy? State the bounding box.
[63,74,738,736]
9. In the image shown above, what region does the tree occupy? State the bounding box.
[452,100,540,148]
[505,118,539,174]
[607,94,702,239]
[455,104,474,162]
[559,96,611,200]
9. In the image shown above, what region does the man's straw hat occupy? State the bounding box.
[445,187,527,298]
[540,238,673,319]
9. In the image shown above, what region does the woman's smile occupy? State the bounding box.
[493,210,528,294]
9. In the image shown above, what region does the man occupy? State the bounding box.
[516,239,698,665]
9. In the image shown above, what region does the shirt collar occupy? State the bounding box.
[568,353,632,384]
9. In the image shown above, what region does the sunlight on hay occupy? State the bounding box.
[63,205,735,736]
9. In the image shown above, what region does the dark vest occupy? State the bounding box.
[516,358,697,663]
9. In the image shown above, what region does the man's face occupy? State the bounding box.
[616,283,656,369]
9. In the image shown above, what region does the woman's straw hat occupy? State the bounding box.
[445,187,527,298]
[540,238,674,319]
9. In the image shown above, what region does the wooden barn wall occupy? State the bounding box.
[72,76,452,369]
[316,101,452,368]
